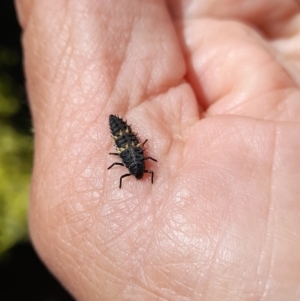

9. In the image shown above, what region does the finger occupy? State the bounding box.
[177,18,300,122]
[167,0,298,32]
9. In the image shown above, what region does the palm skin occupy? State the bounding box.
[16,0,300,300]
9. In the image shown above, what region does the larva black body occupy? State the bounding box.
[108,115,157,188]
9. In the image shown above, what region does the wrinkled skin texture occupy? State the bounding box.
[16,0,300,300]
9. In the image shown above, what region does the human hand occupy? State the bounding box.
[16,0,300,300]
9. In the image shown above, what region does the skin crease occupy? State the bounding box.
[16,0,300,300]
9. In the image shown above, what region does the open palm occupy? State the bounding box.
[17,0,300,300]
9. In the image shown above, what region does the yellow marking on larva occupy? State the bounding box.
[117,143,130,153]
[118,147,126,152]
[125,127,130,133]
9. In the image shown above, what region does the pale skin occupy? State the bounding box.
[16,0,300,300]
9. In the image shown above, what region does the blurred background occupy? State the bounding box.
[0,2,74,300]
